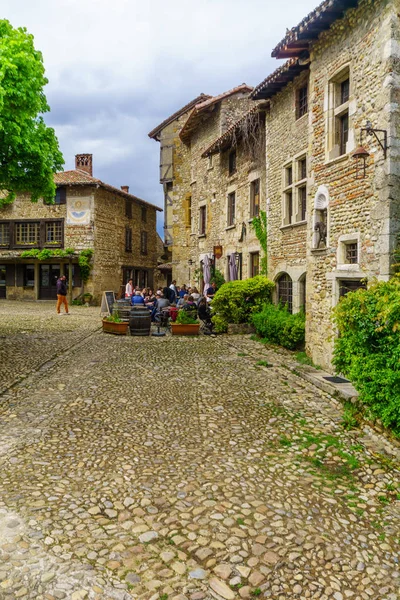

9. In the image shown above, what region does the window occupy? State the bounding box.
[184,196,192,229]
[227,192,236,226]
[299,157,307,181]
[15,222,40,245]
[339,279,366,298]
[250,252,259,277]
[228,150,237,175]
[54,186,67,205]
[141,206,147,222]
[125,199,132,219]
[339,113,349,157]
[286,166,293,186]
[345,242,358,264]
[250,179,260,218]
[297,85,308,119]
[0,222,10,247]
[45,221,62,244]
[199,205,206,235]
[24,264,35,287]
[140,231,148,255]
[283,155,307,225]
[284,191,293,225]
[125,226,132,252]
[277,273,293,313]
[327,67,351,159]
[298,186,307,222]
[208,154,213,169]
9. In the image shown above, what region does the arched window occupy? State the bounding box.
[277,273,293,313]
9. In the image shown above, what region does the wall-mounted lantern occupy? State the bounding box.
[352,121,388,179]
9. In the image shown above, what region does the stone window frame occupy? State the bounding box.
[249,251,260,277]
[282,152,308,227]
[227,191,236,228]
[140,231,148,255]
[228,150,237,176]
[0,222,10,247]
[272,267,306,314]
[336,232,361,270]
[276,272,293,313]
[326,63,355,161]
[199,203,207,237]
[296,83,308,120]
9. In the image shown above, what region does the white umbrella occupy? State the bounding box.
[203,255,211,295]
[229,253,238,281]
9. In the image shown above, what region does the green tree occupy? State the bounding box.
[0,19,63,207]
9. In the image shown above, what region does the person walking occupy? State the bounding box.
[56,275,69,315]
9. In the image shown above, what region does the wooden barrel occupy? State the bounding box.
[112,301,131,321]
[129,306,151,336]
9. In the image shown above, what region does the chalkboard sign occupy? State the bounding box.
[100,291,116,315]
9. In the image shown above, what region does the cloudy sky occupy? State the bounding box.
[2,0,318,235]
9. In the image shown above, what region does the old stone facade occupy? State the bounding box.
[252,0,399,369]
[150,86,265,288]
[0,154,161,303]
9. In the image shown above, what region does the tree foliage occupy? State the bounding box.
[252,303,305,350]
[0,19,63,207]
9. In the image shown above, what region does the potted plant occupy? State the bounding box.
[171,309,200,336]
[102,312,128,335]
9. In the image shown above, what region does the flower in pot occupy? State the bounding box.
[83,293,93,306]
[171,309,200,335]
[102,312,128,335]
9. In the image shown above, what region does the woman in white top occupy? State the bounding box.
[125,278,133,299]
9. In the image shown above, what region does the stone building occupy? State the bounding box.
[149,85,265,287]
[252,0,399,368]
[0,154,161,303]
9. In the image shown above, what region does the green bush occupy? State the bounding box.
[211,268,225,289]
[251,303,305,350]
[211,276,274,333]
[333,276,400,434]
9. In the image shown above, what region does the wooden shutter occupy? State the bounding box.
[160,145,173,182]
[6,264,15,286]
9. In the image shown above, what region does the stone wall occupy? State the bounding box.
[266,69,309,309]
[305,0,398,368]
[169,94,262,287]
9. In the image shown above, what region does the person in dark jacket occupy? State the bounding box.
[131,290,145,306]
[56,275,69,315]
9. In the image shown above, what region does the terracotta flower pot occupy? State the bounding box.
[171,323,200,336]
[102,318,128,335]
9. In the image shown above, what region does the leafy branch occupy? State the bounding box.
[251,210,268,276]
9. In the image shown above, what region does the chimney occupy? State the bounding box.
[121,185,129,193]
[75,154,93,176]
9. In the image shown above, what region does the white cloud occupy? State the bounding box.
[2,0,319,233]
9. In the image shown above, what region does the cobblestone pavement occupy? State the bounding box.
[0,302,399,600]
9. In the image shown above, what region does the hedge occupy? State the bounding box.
[211,276,274,333]
[333,276,400,434]
[252,303,305,350]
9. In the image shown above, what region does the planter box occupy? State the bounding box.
[171,323,200,336]
[102,318,128,335]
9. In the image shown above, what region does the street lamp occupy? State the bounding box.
[188,259,193,283]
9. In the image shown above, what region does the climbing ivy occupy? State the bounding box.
[20,247,93,283]
[251,210,268,276]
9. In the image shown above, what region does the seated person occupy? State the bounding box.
[131,290,145,306]
[198,297,213,330]
[182,295,198,316]
[176,293,188,308]
[152,292,170,322]
[205,282,218,301]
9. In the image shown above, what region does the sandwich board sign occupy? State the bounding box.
[100,291,116,316]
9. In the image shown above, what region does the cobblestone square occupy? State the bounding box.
[0,302,399,600]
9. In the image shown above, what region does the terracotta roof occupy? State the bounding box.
[250,58,309,101]
[272,0,359,59]
[201,106,262,158]
[55,169,162,212]
[148,94,211,140]
[179,84,254,143]
[156,262,173,271]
